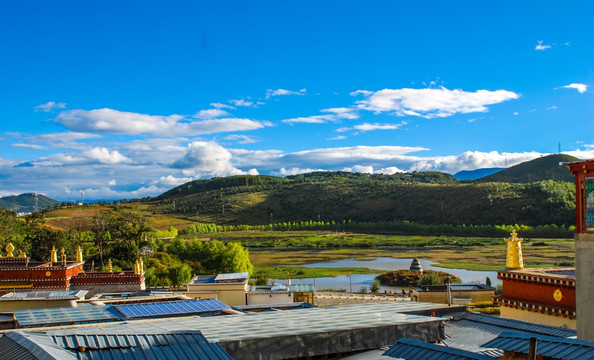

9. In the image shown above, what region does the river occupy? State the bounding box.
[275,257,499,293]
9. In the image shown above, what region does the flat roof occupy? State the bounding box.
[498,267,575,279]
[0,290,88,301]
[45,301,452,342]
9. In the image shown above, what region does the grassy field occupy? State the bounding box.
[244,233,575,277]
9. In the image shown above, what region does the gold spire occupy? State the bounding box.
[134,259,140,275]
[60,248,66,266]
[18,250,27,258]
[107,258,113,273]
[76,246,83,263]
[50,246,58,263]
[5,243,14,257]
[139,257,144,273]
[505,229,524,270]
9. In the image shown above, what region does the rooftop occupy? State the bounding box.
[499,267,576,279]
[0,290,88,301]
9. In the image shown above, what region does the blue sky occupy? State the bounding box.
[1,1,593,201]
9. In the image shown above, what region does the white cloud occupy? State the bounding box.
[546,105,558,110]
[223,134,260,144]
[266,88,306,99]
[193,109,230,119]
[172,141,245,177]
[210,102,234,109]
[320,107,359,120]
[229,99,254,107]
[82,147,130,164]
[513,112,519,115]
[273,167,327,176]
[13,132,102,150]
[354,87,520,118]
[342,165,374,173]
[158,175,194,187]
[108,179,117,186]
[376,166,405,175]
[408,150,542,174]
[54,108,266,136]
[283,115,334,124]
[283,107,358,125]
[352,123,404,131]
[328,135,346,141]
[535,40,552,51]
[35,101,66,112]
[561,83,588,93]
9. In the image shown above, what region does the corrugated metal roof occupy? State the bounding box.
[384,338,496,360]
[14,305,122,327]
[0,290,88,301]
[0,331,77,360]
[481,332,594,360]
[461,312,576,338]
[46,301,449,343]
[191,275,217,284]
[443,312,575,355]
[51,331,232,360]
[215,272,249,282]
[114,299,230,319]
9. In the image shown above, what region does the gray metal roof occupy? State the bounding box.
[114,299,230,319]
[444,312,576,355]
[51,331,232,360]
[384,338,496,360]
[481,332,594,360]
[0,290,88,301]
[14,305,122,328]
[214,272,249,282]
[0,331,76,360]
[46,301,449,343]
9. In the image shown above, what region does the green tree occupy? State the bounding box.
[168,263,193,288]
[369,279,381,293]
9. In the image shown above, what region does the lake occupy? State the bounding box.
[276,257,500,292]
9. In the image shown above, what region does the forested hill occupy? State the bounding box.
[0,193,59,213]
[148,170,576,227]
[476,154,579,183]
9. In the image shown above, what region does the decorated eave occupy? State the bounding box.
[566,159,594,174]
[494,296,576,319]
[497,270,576,288]
[565,159,594,233]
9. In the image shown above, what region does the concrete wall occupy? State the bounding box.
[500,306,576,330]
[411,289,494,304]
[0,299,77,312]
[186,282,248,306]
[575,233,594,340]
[247,292,293,305]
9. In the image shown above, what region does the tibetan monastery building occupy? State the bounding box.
[494,230,576,329]
[0,243,145,297]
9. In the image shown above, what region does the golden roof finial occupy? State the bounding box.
[134,259,140,275]
[60,248,67,266]
[18,250,27,258]
[139,257,144,273]
[505,229,524,270]
[6,243,14,257]
[76,246,83,263]
[107,258,113,273]
[50,246,58,263]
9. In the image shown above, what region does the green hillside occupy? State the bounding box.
[0,193,59,213]
[476,154,579,183]
[147,170,576,227]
